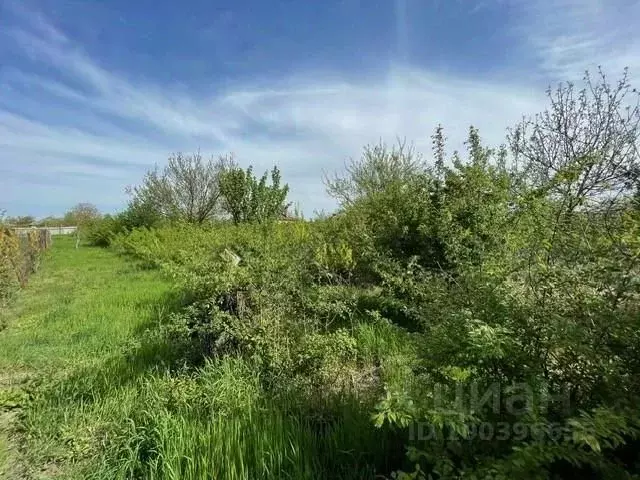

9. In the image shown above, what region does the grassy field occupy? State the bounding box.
[0,236,176,478]
[0,236,398,479]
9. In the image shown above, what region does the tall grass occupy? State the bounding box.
[1,237,404,478]
[85,358,400,480]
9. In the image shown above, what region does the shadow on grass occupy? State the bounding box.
[27,284,411,478]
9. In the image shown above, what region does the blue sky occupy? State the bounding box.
[1,0,639,217]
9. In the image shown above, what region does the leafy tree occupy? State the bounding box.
[438,127,513,270]
[323,137,509,274]
[119,194,164,230]
[63,203,101,227]
[508,67,640,214]
[131,152,229,224]
[323,140,423,208]
[323,141,437,267]
[219,165,290,224]
[63,203,101,248]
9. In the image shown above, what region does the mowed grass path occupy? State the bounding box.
[0,237,174,478]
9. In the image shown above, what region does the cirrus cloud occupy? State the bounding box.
[1,0,638,217]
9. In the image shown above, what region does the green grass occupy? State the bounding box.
[0,236,401,479]
[0,236,175,373]
[0,236,176,478]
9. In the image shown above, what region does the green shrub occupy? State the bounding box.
[106,70,640,479]
[85,215,120,247]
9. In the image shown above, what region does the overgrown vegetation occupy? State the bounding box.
[0,224,50,318]
[3,69,640,479]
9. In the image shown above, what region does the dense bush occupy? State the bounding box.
[85,215,119,247]
[102,70,640,479]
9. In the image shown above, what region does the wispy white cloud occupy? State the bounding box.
[505,0,640,81]
[8,0,637,216]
